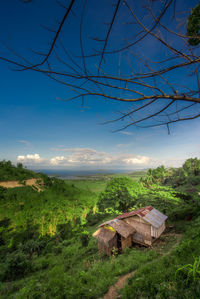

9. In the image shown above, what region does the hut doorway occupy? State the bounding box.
[116,233,122,251]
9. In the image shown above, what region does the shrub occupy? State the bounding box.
[33,256,49,271]
[52,244,63,255]
[56,222,73,240]
[4,251,32,281]
[86,211,107,226]
[21,239,45,259]
[80,231,90,247]
[176,256,200,283]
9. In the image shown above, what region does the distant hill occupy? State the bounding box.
[0,160,40,182]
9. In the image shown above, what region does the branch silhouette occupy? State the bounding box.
[0,0,200,131]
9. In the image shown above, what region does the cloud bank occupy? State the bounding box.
[17,147,186,169]
[17,148,151,168]
[17,154,46,164]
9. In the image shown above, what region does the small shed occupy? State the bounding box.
[93,219,135,255]
[93,206,167,254]
[116,206,168,246]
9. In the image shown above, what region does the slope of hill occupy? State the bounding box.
[0,178,44,192]
[0,160,39,182]
[0,160,199,298]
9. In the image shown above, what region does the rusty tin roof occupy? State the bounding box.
[116,206,167,229]
[116,206,153,219]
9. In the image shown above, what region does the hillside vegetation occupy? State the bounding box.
[0,159,199,298]
[0,160,39,182]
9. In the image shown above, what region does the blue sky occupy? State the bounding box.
[0,0,199,170]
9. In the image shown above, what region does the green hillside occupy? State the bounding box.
[0,160,39,182]
[0,160,199,298]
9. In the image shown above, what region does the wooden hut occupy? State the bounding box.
[116,206,168,246]
[93,219,135,255]
[93,206,167,254]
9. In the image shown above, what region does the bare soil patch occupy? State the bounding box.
[0,178,44,192]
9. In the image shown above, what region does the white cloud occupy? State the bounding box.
[17,148,187,169]
[48,148,151,168]
[123,156,150,164]
[17,148,153,168]
[17,154,45,164]
[49,148,108,166]
[50,156,67,165]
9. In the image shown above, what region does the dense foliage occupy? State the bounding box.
[0,160,39,182]
[187,3,200,46]
[122,216,200,298]
[98,176,182,216]
[98,177,145,212]
[0,182,97,237]
[142,158,200,190]
[0,159,200,298]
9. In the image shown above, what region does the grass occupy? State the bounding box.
[1,166,199,298]
[65,179,107,194]
[0,215,189,299]
[121,217,200,298]
[64,170,147,194]
[0,236,159,299]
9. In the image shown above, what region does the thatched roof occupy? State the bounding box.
[93,227,116,245]
[99,219,135,238]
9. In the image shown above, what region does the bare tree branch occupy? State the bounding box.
[0,0,200,131]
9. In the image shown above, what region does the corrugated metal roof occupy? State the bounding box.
[116,206,153,220]
[143,208,167,228]
[115,206,167,229]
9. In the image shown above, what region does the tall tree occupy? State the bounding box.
[183,158,200,176]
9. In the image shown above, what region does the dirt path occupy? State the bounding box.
[102,233,182,299]
[0,178,44,192]
[103,271,135,299]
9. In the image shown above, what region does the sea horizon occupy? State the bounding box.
[31,168,146,180]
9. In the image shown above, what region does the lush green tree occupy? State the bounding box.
[183,158,200,177]
[40,173,53,187]
[142,165,168,186]
[17,163,23,169]
[164,167,187,188]
[187,3,200,46]
[0,160,38,181]
[136,185,182,215]
[98,177,145,212]
[21,239,45,259]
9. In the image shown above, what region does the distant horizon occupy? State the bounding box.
[28,167,148,174]
[29,167,148,180]
[1,156,194,173]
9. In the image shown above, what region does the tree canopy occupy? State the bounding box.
[0,160,38,182]
[183,158,200,177]
[98,176,145,212]
[187,4,200,46]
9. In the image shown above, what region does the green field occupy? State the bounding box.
[64,170,147,193]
